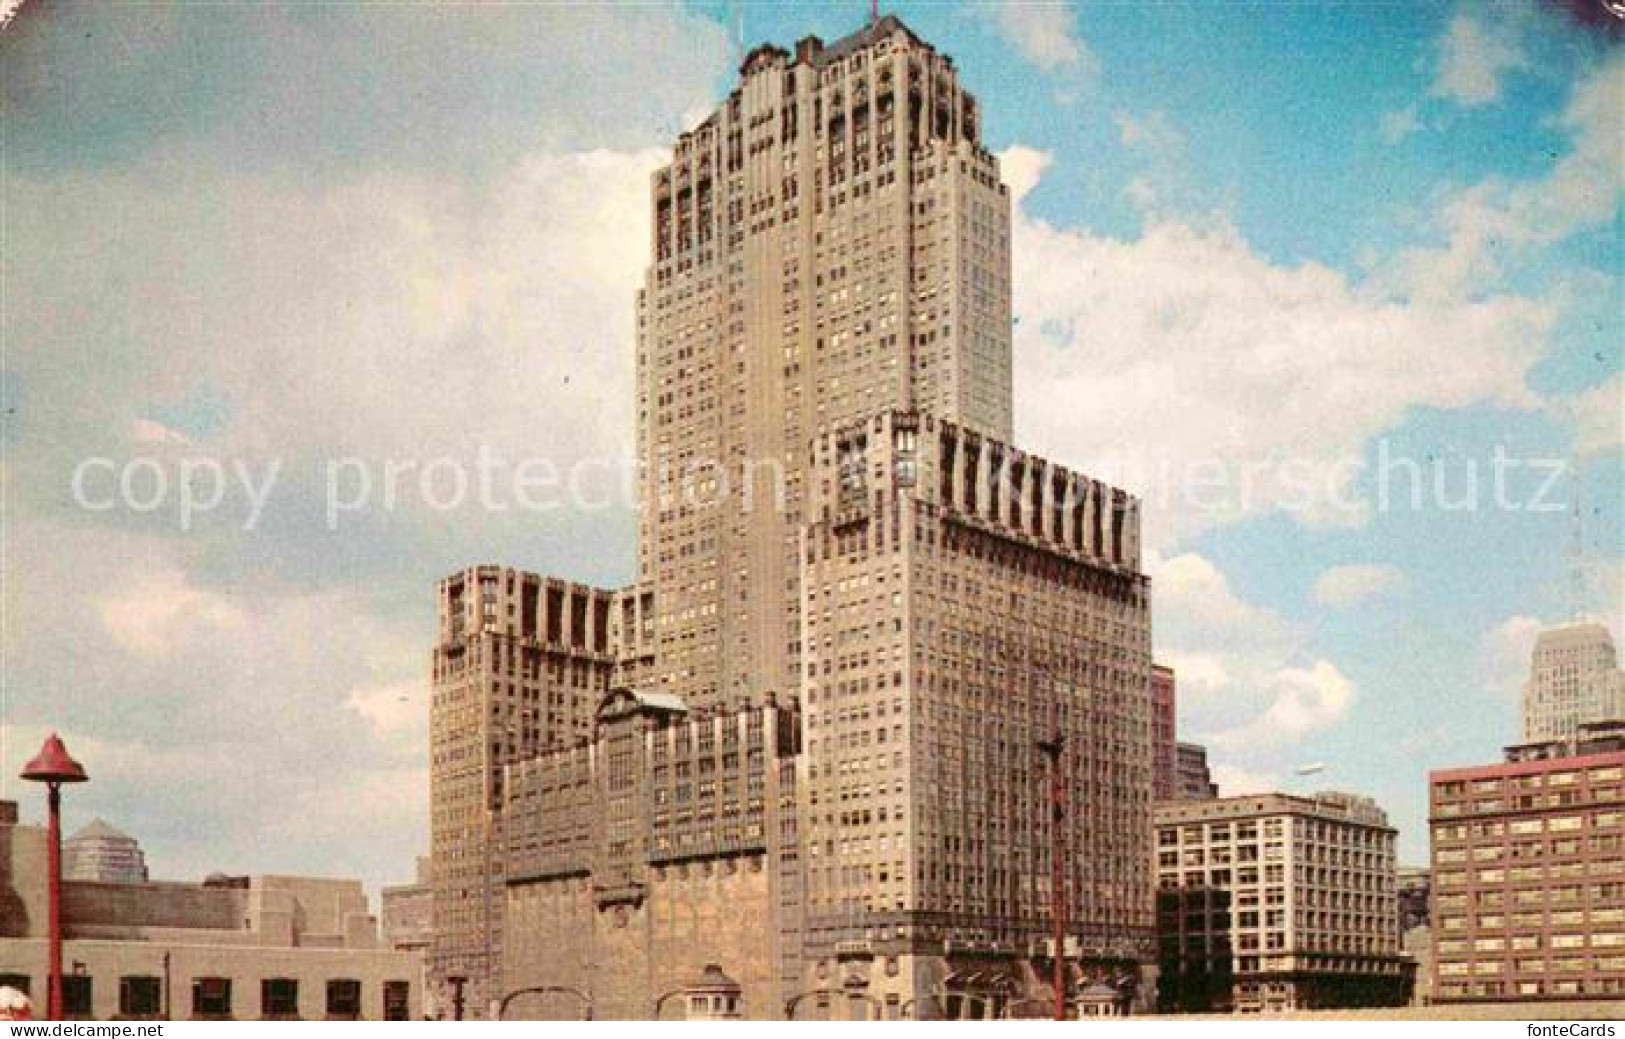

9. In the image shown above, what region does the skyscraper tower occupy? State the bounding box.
[634,15,1013,714]
[1521,621,1625,743]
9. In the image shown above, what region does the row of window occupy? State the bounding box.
[0,974,409,1021]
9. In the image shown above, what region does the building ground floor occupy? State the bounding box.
[0,938,422,1021]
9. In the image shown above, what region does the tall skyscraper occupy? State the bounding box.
[444,14,1157,1018]
[429,567,617,1017]
[635,15,1013,714]
[1521,621,1625,744]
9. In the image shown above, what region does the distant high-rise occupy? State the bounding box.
[1521,621,1625,743]
[1175,742,1219,801]
[63,819,147,884]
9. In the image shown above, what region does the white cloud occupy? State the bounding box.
[1152,552,1357,759]
[3,521,429,888]
[1379,106,1422,146]
[979,1,1097,77]
[346,679,428,749]
[1388,57,1623,300]
[1431,13,1528,107]
[1314,563,1408,608]
[1560,373,1624,458]
[1209,762,1275,798]
[1004,148,1553,544]
[1479,614,1543,698]
[1116,111,1185,157]
[1113,111,1196,217]
[96,567,248,658]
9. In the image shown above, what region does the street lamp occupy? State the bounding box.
[20,733,89,1022]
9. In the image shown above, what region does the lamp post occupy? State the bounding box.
[20,733,89,1022]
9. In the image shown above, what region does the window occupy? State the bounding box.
[118,976,162,1019]
[383,981,410,1022]
[326,979,361,1020]
[62,976,92,1020]
[192,977,232,1020]
[261,978,299,1020]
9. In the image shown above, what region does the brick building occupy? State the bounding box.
[1427,722,1625,1004]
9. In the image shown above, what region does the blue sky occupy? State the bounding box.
[1,1,1620,890]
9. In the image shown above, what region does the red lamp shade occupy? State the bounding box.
[19,734,87,785]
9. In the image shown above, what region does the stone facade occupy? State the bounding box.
[501,692,801,1019]
[1154,793,1408,1014]
[436,14,1159,1019]
[428,566,617,1016]
[1176,742,1219,801]
[1521,621,1625,744]
[0,805,420,1020]
[635,15,1014,717]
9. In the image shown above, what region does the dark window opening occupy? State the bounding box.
[192,977,232,1020]
[326,979,361,1020]
[261,978,299,1020]
[118,976,161,1019]
[383,981,410,1022]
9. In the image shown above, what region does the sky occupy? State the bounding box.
[1,1,1621,895]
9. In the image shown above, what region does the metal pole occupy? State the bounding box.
[46,782,64,1021]
[162,951,171,1021]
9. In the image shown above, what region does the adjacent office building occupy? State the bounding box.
[1428,721,1625,1003]
[1176,742,1219,802]
[1154,793,1408,1013]
[382,856,433,956]
[0,803,420,1021]
[1521,621,1625,743]
[428,567,617,1016]
[1153,666,1178,801]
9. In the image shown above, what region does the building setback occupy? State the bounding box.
[1428,723,1625,1004]
[1154,792,1408,1014]
[0,804,420,1021]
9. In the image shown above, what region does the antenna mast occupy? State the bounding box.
[1569,458,1588,621]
